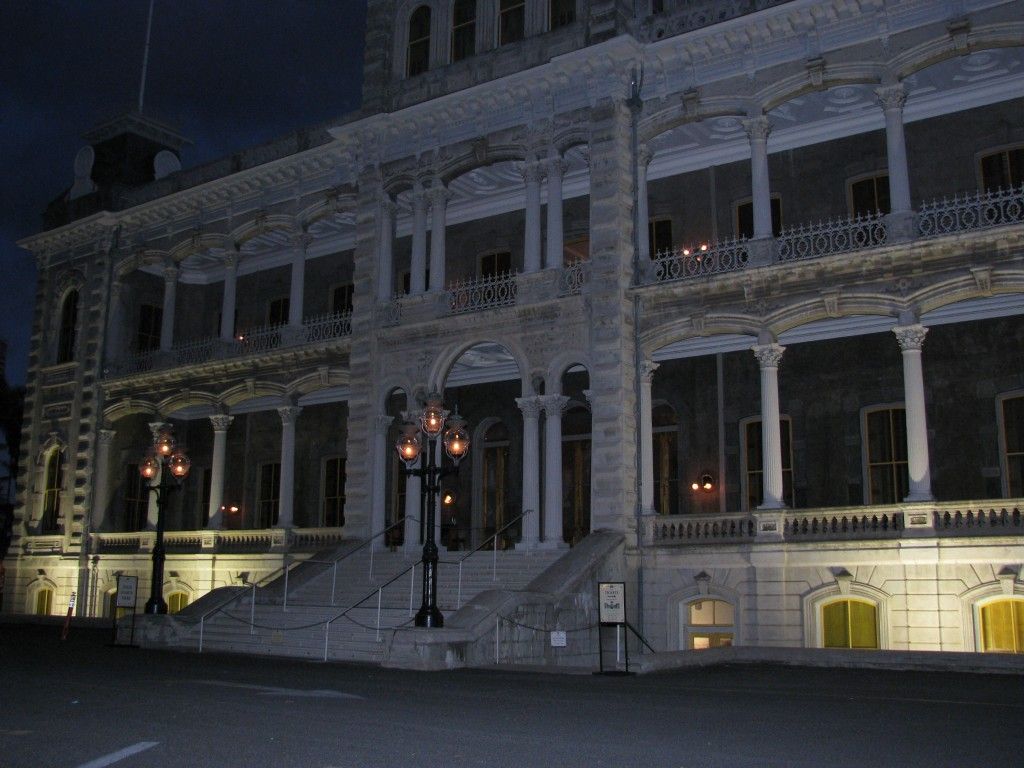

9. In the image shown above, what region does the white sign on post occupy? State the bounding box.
[116,575,138,609]
[550,630,567,647]
[598,582,626,625]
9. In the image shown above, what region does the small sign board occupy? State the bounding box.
[598,582,626,625]
[115,575,138,609]
[550,630,567,648]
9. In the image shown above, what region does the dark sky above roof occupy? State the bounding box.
[0,0,367,386]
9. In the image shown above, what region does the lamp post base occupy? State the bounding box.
[144,597,167,615]
[414,606,444,628]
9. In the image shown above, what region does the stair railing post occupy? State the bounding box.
[324,619,331,662]
[409,564,416,617]
[331,561,338,606]
[457,561,463,610]
[369,543,375,581]
[250,583,255,635]
[282,555,290,613]
[493,534,498,580]
[199,616,205,653]
[376,588,383,642]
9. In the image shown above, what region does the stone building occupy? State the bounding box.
[4,0,1024,664]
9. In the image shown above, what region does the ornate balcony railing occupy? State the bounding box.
[447,270,518,315]
[777,212,887,262]
[917,184,1024,238]
[559,260,587,296]
[652,239,749,282]
[303,311,352,343]
[642,500,1024,546]
[233,322,286,356]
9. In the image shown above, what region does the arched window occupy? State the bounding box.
[167,592,190,615]
[822,599,878,649]
[57,289,79,363]
[407,5,432,77]
[652,403,678,515]
[41,449,64,534]
[451,0,476,62]
[686,598,734,649]
[978,599,1024,653]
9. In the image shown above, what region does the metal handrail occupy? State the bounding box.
[440,510,534,610]
[196,517,412,650]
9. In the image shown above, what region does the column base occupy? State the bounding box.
[884,210,917,242]
[536,539,569,550]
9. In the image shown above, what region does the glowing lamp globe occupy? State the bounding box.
[420,395,447,439]
[155,429,176,457]
[169,452,191,479]
[139,454,159,480]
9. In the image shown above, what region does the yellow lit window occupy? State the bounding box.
[979,599,1024,653]
[822,599,878,649]
[688,599,734,649]
[35,589,54,616]
[167,592,190,615]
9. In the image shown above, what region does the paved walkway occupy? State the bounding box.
[2,621,1022,767]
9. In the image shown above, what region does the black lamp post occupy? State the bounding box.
[139,426,190,615]
[396,393,470,628]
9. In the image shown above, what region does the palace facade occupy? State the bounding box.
[5,0,1024,664]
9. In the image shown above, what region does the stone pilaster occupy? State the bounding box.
[159,263,178,352]
[516,396,543,547]
[540,394,570,546]
[638,361,659,514]
[522,161,544,273]
[371,414,393,548]
[753,344,786,509]
[220,250,239,341]
[545,155,566,269]
[743,117,773,240]
[276,406,302,528]
[428,181,450,292]
[893,324,933,502]
[206,414,233,529]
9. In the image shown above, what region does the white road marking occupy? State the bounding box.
[188,680,364,699]
[74,741,159,768]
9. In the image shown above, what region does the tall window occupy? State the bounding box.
[332,283,354,315]
[34,588,54,616]
[57,290,79,364]
[407,5,431,77]
[451,0,476,62]
[123,463,149,531]
[562,406,591,545]
[167,592,190,615]
[736,196,782,239]
[499,0,525,45]
[864,407,908,504]
[479,251,512,277]
[652,404,678,515]
[648,218,673,257]
[822,599,878,649]
[563,235,589,265]
[41,450,64,533]
[687,599,734,649]
[256,462,281,528]
[550,0,575,29]
[267,297,289,326]
[137,304,162,352]
[1000,395,1024,497]
[980,146,1024,192]
[742,417,793,510]
[401,269,430,294]
[481,421,510,547]
[979,599,1024,653]
[323,456,346,527]
[849,173,891,217]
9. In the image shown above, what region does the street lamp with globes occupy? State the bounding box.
[396,393,470,628]
[139,426,191,614]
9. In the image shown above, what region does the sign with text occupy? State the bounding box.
[598,582,626,625]
[115,575,138,609]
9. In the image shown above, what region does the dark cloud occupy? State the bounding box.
[0,0,367,385]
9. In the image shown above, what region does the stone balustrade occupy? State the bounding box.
[88,526,346,554]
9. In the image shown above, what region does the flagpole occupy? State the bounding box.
[137,0,155,114]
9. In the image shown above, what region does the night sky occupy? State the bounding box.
[0,1,367,386]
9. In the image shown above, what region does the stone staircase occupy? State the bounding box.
[174,545,564,663]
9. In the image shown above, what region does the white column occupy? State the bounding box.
[276,406,302,528]
[540,395,569,546]
[428,181,449,292]
[894,324,933,501]
[93,429,116,529]
[639,361,659,514]
[377,198,395,301]
[876,84,912,215]
[145,421,167,528]
[159,264,178,352]
[220,252,238,341]
[545,156,566,269]
[371,415,393,547]
[410,185,428,295]
[523,161,544,273]
[516,397,542,547]
[753,344,786,509]
[287,235,311,328]
[207,414,233,529]
[637,145,652,261]
[744,117,773,239]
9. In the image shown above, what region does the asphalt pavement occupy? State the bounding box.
[1,621,1022,768]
